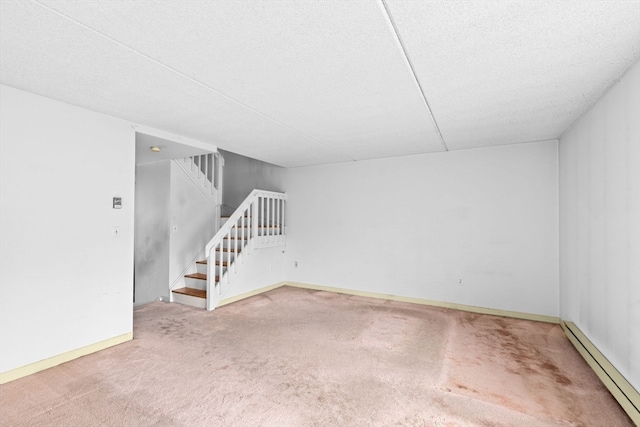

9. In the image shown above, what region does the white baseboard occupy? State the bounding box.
[561,321,639,425]
[0,332,133,385]
[9,283,634,426]
[280,282,638,423]
[217,282,287,307]
[283,281,559,324]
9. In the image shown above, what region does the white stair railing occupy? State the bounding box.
[204,190,286,310]
[177,153,224,199]
[175,152,224,231]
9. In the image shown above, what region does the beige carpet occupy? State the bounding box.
[0,286,632,426]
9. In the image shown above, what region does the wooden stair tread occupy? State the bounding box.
[215,247,241,253]
[185,272,220,282]
[230,225,277,228]
[172,287,206,299]
[196,260,229,266]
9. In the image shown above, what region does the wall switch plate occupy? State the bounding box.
[113,197,122,209]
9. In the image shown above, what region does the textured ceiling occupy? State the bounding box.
[135,133,213,165]
[1,0,639,167]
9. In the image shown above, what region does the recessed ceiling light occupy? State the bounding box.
[150,146,161,152]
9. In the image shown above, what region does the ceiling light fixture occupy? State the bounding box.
[150,146,161,152]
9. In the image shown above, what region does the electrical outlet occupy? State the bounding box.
[458,278,463,286]
[295,261,299,268]
[113,226,120,238]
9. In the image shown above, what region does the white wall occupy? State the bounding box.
[559,60,640,390]
[284,141,559,317]
[168,161,217,287]
[220,246,287,301]
[134,160,218,304]
[0,85,135,374]
[134,161,170,305]
[219,149,284,215]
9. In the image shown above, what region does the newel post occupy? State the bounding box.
[205,248,214,311]
[251,195,258,250]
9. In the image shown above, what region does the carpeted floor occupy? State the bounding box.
[0,286,632,426]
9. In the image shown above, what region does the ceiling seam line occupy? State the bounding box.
[29,0,356,163]
[379,0,449,152]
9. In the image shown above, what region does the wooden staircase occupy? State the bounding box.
[171,220,241,308]
[169,190,287,310]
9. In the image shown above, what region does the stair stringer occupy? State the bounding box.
[168,246,205,303]
[167,153,224,307]
[166,159,217,304]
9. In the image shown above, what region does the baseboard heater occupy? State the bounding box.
[561,321,639,425]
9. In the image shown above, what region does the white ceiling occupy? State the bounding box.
[1,1,639,167]
[135,133,213,165]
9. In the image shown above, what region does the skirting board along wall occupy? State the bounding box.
[218,282,287,307]
[3,282,638,425]
[284,281,559,324]
[0,332,133,385]
[561,321,640,425]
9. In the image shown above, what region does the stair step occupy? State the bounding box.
[185,272,220,282]
[216,247,241,253]
[172,287,206,299]
[223,236,249,240]
[231,225,277,228]
[196,260,229,267]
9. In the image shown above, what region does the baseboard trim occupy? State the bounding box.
[217,282,287,307]
[283,281,559,324]
[0,332,133,385]
[560,321,639,425]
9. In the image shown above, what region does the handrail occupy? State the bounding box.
[204,189,286,310]
[186,153,223,196]
[172,159,217,206]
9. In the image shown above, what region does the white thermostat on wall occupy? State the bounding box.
[113,197,122,209]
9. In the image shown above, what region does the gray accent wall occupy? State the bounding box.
[219,149,285,215]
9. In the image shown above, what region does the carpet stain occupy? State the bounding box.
[441,311,629,425]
